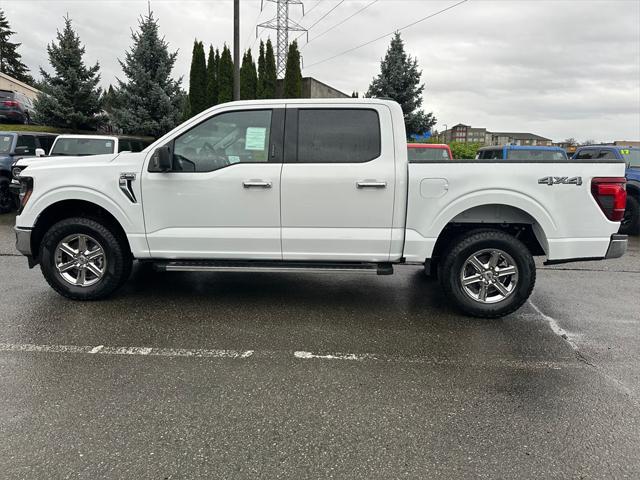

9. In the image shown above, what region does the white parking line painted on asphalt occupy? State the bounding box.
[0,343,254,359]
[0,342,583,369]
[528,300,578,350]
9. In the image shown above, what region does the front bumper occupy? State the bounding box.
[14,227,32,256]
[605,234,627,259]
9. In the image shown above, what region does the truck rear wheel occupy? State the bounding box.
[39,217,132,300]
[439,230,536,318]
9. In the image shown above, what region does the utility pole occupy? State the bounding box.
[257,0,307,78]
[233,0,240,100]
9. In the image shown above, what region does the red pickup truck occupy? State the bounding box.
[407,143,453,161]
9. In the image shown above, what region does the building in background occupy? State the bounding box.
[276,77,349,99]
[0,72,40,101]
[613,140,640,147]
[437,123,552,146]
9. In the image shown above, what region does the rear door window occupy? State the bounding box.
[596,149,618,159]
[296,109,380,163]
[478,149,503,160]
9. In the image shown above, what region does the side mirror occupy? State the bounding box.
[35,148,46,157]
[150,145,173,172]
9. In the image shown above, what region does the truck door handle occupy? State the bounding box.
[356,181,387,189]
[243,181,272,188]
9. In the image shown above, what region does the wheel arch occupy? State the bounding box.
[30,199,131,262]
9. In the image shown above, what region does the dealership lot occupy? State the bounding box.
[0,212,638,478]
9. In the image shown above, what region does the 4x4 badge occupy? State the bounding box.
[538,176,582,186]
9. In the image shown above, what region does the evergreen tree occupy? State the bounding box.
[263,39,277,99]
[240,49,257,100]
[0,9,33,85]
[188,40,207,116]
[217,45,234,104]
[33,15,102,130]
[112,10,183,137]
[256,41,266,99]
[283,40,302,98]
[366,33,436,137]
[102,84,117,113]
[206,45,218,107]
[351,91,359,98]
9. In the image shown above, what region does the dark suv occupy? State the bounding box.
[0,131,58,213]
[0,90,35,124]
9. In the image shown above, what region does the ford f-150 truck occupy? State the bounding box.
[12,99,628,318]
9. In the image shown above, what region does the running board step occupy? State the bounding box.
[155,260,394,275]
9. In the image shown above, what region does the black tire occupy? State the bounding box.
[0,177,14,214]
[23,113,30,125]
[619,195,640,236]
[39,217,132,300]
[438,229,536,318]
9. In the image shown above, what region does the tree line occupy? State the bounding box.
[0,7,435,139]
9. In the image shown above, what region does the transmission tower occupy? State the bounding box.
[257,0,308,78]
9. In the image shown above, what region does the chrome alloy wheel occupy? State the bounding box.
[460,248,519,304]
[54,234,107,287]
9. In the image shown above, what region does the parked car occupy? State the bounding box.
[0,90,36,124]
[573,145,640,234]
[0,131,58,213]
[48,135,151,157]
[12,99,628,318]
[476,145,568,160]
[408,143,453,161]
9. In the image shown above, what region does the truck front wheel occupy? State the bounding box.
[439,230,536,318]
[39,217,132,300]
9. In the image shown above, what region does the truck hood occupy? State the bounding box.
[15,153,121,170]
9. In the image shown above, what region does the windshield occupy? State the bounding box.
[621,149,640,167]
[508,149,567,161]
[408,147,451,162]
[0,135,13,154]
[51,138,115,156]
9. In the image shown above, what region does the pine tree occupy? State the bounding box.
[256,41,266,99]
[0,9,33,85]
[283,40,302,98]
[217,45,234,104]
[206,45,218,107]
[351,91,359,98]
[240,49,257,100]
[366,33,436,137]
[188,40,207,116]
[33,15,102,130]
[263,39,277,99]
[112,10,183,137]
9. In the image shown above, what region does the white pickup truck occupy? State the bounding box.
[12,99,628,317]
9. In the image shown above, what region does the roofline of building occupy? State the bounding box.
[0,72,41,96]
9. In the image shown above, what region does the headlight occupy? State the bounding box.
[17,177,33,214]
[12,166,23,179]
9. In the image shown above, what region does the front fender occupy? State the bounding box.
[17,186,139,233]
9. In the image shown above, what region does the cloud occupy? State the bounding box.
[4,0,639,142]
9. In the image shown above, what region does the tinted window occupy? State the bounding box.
[477,149,503,160]
[51,138,115,156]
[596,149,618,159]
[173,109,272,172]
[16,135,36,154]
[297,109,380,163]
[408,147,450,162]
[118,140,131,152]
[574,149,597,160]
[36,136,56,153]
[620,149,640,167]
[0,135,13,154]
[0,90,12,99]
[508,149,567,161]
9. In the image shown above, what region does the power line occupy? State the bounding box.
[304,0,325,17]
[245,1,265,51]
[304,0,470,69]
[301,0,378,49]
[294,0,345,41]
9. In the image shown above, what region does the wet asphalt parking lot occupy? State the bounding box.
[0,212,639,479]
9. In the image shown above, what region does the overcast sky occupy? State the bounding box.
[4,0,640,142]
